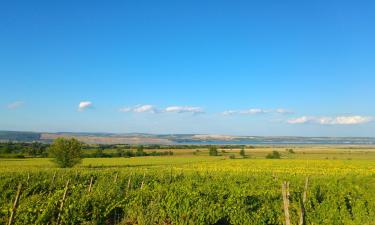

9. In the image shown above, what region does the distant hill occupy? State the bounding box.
[0,130,374,145]
[0,131,41,142]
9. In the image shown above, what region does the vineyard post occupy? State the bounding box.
[8,183,22,225]
[299,177,309,225]
[88,176,94,193]
[114,173,118,183]
[26,173,30,185]
[282,181,291,225]
[126,174,132,195]
[127,176,131,189]
[56,180,70,225]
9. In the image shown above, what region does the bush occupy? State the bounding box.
[49,138,82,168]
[287,149,295,154]
[209,146,219,156]
[239,148,246,157]
[266,151,281,159]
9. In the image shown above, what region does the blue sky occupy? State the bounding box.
[1,0,374,136]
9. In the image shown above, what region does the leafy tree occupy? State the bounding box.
[239,148,246,157]
[3,141,13,154]
[136,145,146,156]
[49,138,82,168]
[116,148,125,157]
[209,146,218,156]
[94,148,104,157]
[28,142,44,156]
[137,145,144,152]
[266,151,281,159]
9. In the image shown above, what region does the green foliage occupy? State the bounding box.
[0,169,373,225]
[266,151,281,159]
[239,148,246,157]
[49,138,82,168]
[287,149,295,154]
[209,146,219,156]
[0,141,48,157]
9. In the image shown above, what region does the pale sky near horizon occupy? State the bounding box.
[1,0,374,136]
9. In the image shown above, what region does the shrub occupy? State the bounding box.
[239,148,246,157]
[266,151,281,159]
[209,146,219,156]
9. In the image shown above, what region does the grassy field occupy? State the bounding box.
[1,146,374,224]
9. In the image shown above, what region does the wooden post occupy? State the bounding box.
[299,177,309,225]
[282,181,291,225]
[26,173,30,185]
[126,174,132,195]
[140,172,146,189]
[88,176,94,193]
[56,180,70,225]
[114,173,118,183]
[8,183,22,225]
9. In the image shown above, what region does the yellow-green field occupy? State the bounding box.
[1,147,375,225]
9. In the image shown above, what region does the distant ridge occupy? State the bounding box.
[1,130,375,145]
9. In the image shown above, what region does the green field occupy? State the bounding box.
[1,147,375,225]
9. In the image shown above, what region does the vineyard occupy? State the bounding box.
[0,157,374,225]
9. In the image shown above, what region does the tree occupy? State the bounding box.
[209,146,218,156]
[4,141,13,154]
[136,145,146,156]
[137,145,144,152]
[94,148,104,157]
[266,151,281,159]
[49,138,82,168]
[239,148,246,157]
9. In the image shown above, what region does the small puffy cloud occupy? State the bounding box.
[7,101,24,109]
[78,101,93,111]
[239,108,267,114]
[164,106,204,114]
[120,105,157,113]
[287,116,311,124]
[222,108,292,116]
[322,116,373,125]
[120,105,204,114]
[288,116,373,125]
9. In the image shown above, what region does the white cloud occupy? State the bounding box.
[222,108,292,116]
[78,101,93,111]
[287,116,312,124]
[288,116,373,125]
[275,108,293,114]
[239,108,267,114]
[7,101,24,109]
[164,106,204,114]
[119,105,157,113]
[120,105,204,114]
